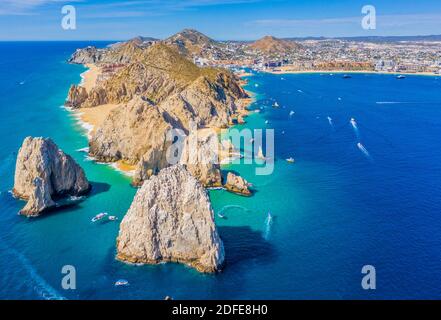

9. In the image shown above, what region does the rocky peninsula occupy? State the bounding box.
[13,137,90,216]
[116,165,225,273]
[68,36,250,186]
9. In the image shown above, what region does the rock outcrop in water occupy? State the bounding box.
[66,85,88,108]
[224,172,251,196]
[13,137,90,216]
[116,165,225,273]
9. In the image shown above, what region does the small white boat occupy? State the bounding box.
[286,157,295,163]
[350,117,357,126]
[217,213,226,219]
[91,212,108,223]
[289,111,295,117]
[108,216,118,221]
[272,102,279,108]
[265,120,269,124]
[115,279,129,287]
[257,146,266,161]
[267,211,273,223]
[397,75,406,79]
[255,84,259,87]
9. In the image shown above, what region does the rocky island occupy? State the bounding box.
[13,137,90,216]
[224,172,252,196]
[116,165,225,273]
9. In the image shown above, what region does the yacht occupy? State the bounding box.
[115,279,129,287]
[91,212,108,223]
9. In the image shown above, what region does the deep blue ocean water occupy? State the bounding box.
[1,42,441,299]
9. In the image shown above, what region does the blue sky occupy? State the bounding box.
[1,0,441,40]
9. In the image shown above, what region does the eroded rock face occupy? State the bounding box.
[224,172,251,196]
[89,96,172,165]
[116,165,225,273]
[13,137,90,216]
[179,130,222,188]
[68,46,104,64]
[65,85,88,108]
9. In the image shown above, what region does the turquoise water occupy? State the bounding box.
[1,43,441,299]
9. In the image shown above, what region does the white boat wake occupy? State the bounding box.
[264,212,273,240]
[350,117,360,138]
[357,142,372,160]
[0,243,66,300]
[327,116,334,127]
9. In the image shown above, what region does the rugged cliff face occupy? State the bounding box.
[13,137,90,216]
[66,85,88,108]
[68,41,153,66]
[89,96,172,164]
[116,165,225,273]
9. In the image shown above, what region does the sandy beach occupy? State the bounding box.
[81,64,100,92]
[265,68,440,77]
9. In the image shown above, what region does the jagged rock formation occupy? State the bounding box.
[249,36,303,55]
[66,85,88,108]
[116,165,225,273]
[89,96,172,176]
[69,46,105,64]
[179,130,222,187]
[224,172,251,196]
[69,40,156,66]
[13,137,90,216]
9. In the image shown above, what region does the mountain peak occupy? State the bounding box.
[249,35,303,54]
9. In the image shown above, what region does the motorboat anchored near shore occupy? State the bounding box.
[397,75,406,79]
[91,212,108,223]
[115,279,129,287]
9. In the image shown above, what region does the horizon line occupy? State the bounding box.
[2,33,441,42]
